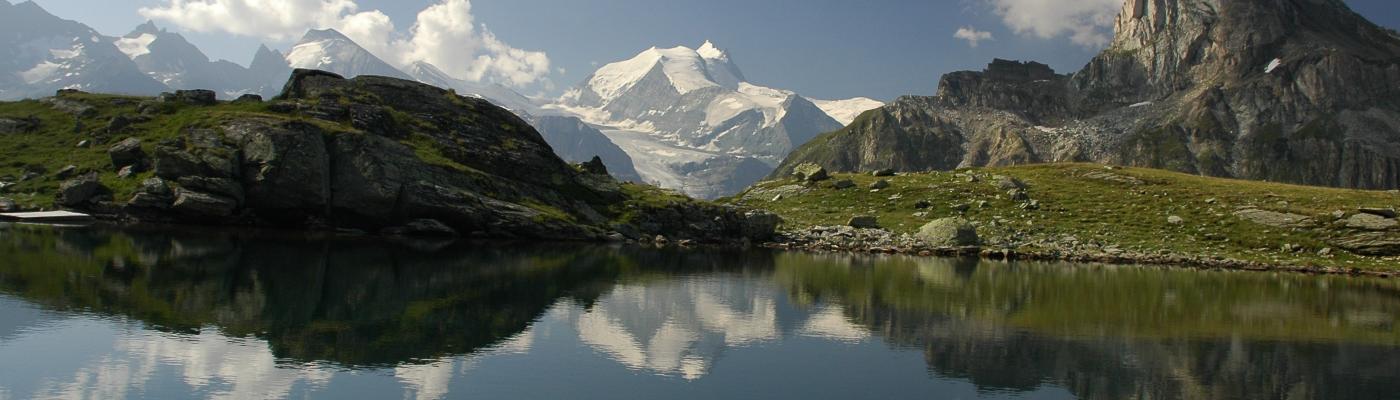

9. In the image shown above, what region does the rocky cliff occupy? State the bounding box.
[776,0,1400,190]
[1,70,778,242]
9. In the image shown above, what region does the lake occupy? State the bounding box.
[0,223,1397,399]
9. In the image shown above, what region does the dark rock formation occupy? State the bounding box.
[77,69,776,242]
[776,0,1400,190]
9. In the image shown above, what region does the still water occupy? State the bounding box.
[0,223,1397,399]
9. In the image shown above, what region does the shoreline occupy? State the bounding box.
[761,227,1400,279]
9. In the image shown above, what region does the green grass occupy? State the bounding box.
[730,163,1400,271]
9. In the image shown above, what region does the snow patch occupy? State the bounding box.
[50,45,82,59]
[1265,58,1282,74]
[1129,101,1152,108]
[810,97,884,125]
[19,61,61,84]
[114,34,156,59]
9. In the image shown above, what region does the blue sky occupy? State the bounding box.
[22,0,1400,101]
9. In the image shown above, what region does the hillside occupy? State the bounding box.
[775,0,1400,190]
[0,70,778,242]
[731,164,1400,273]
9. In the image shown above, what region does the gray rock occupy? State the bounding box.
[76,140,90,148]
[872,169,896,177]
[1007,189,1030,201]
[1358,208,1398,219]
[1331,232,1400,256]
[127,177,175,210]
[106,115,134,133]
[0,116,40,134]
[917,217,980,247]
[914,200,932,209]
[0,198,16,212]
[109,138,146,171]
[793,163,829,182]
[163,90,217,106]
[832,179,856,189]
[116,165,137,179]
[382,219,459,237]
[171,189,237,217]
[741,210,782,241]
[994,175,1025,190]
[55,165,78,180]
[1167,215,1185,225]
[1345,213,1398,231]
[848,216,880,229]
[951,203,971,212]
[177,176,245,204]
[870,179,891,190]
[57,173,108,207]
[579,156,610,176]
[233,94,264,103]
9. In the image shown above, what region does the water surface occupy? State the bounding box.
[0,224,1397,399]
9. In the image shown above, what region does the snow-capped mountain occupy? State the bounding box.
[115,21,287,98]
[286,29,411,81]
[0,1,167,100]
[553,41,870,198]
[809,97,884,126]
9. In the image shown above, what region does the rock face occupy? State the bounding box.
[776,0,1400,190]
[82,69,777,242]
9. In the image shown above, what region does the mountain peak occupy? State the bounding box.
[697,40,726,61]
[300,28,351,43]
[129,20,160,36]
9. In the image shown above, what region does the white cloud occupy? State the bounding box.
[953,26,993,48]
[139,0,553,88]
[985,0,1122,48]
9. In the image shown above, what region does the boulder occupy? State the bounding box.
[127,177,174,210]
[223,119,331,213]
[0,198,16,212]
[0,116,39,134]
[382,219,459,237]
[741,210,782,240]
[171,188,237,217]
[871,179,891,190]
[914,200,932,209]
[872,169,896,177]
[109,138,146,171]
[57,173,108,207]
[1331,232,1400,256]
[793,163,829,182]
[106,115,135,133]
[917,217,980,247]
[832,179,856,189]
[116,165,138,178]
[1345,213,1398,231]
[233,94,264,103]
[847,216,880,229]
[993,175,1025,190]
[1359,207,1398,219]
[1007,189,1030,201]
[161,90,217,106]
[54,165,78,180]
[1168,215,1185,225]
[1234,208,1311,228]
[177,176,245,204]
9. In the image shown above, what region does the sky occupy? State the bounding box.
[20,0,1400,101]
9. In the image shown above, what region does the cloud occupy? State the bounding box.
[985,0,1122,48]
[139,0,552,88]
[953,27,993,48]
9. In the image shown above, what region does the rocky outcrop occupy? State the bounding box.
[776,0,1400,190]
[61,69,778,242]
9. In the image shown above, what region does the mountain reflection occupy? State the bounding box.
[1,224,1398,399]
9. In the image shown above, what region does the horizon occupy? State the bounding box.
[18,0,1400,101]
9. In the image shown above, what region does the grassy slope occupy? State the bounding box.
[730,163,1400,271]
[0,93,337,208]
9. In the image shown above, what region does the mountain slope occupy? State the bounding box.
[776,0,1400,190]
[555,41,863,198]
[532,116,643,182]
[0,1,167,100]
